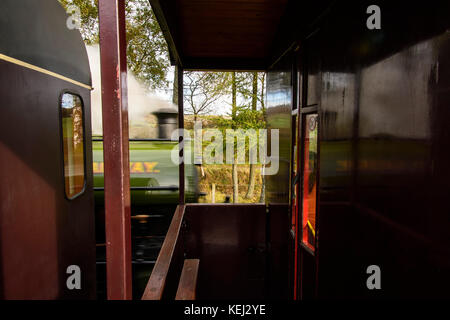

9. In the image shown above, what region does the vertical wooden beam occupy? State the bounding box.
[98,0,132,300]
[177,64,185,204]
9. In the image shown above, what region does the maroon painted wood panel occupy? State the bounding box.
[182,204,267,299]
[0,61,96,300]
[98,0,132,300]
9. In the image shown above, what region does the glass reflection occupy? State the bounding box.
[302,114,318,250]
[61,93,85,199]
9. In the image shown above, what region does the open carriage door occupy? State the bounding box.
[295,35,320,300]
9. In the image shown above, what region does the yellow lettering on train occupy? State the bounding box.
[143,162,158,173]
[94,162,159,174]
[131,162,144,173]
[93,162,103,174]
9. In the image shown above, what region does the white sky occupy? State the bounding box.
[153,66,256,116]
[87,45,256,119]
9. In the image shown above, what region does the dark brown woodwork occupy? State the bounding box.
[149,0,289,69]
[293,1,450,299]
[177,0,288,59]
[177,64,185,204]
[98,0,132,300]
[183,204,267,299]
[175,259,200,300]
[142,205,186,300]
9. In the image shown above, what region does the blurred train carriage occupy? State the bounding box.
[1,0,450,300]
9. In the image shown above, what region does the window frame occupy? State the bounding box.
[59,90,87,200]
[299,112,319,252]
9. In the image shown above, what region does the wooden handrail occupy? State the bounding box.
[175,259,200,300]
[142,205,185,300]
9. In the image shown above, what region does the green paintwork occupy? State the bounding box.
[92,139,198,206]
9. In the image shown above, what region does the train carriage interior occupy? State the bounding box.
[0,0,449,301]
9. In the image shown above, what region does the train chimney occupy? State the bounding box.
[153,108,178,139]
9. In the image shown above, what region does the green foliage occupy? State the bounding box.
[213,106,264,131]
[125,0,170,89]
[58,0,170,89]
[233,107,265,130]
[212,71,266,131]
[198,164,263,203]
[59,0,99,44]
[220,72,266,111]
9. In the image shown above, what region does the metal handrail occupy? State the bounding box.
[307,220,315,237]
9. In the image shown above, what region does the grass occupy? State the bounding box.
[198,164,264,204]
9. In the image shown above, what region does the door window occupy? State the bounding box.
[61,93,85,199]
[302,114,318,250]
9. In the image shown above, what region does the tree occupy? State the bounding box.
[125,0,170,89]
[259,73,266,203]
[183,71,227,121]
[211,72,239,203]
[231,72,238,203]
[239,72,267,202]
[58,0,170,90]
[211,71,266,203]
[245,72,258,199]
[224,71,266,201]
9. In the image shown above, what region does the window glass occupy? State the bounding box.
[291,115,298,232]
[266,65,292,204]
[302,114,318,250]
[61,93,85,199]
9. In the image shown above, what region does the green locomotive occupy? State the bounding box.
[92,138,199,209]
[92,109,200,211]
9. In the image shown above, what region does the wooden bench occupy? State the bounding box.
[175,259,200,300]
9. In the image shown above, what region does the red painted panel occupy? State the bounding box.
[98,0,132,300]
[0,60,96,299]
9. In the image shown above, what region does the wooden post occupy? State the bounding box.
[178,64,185,204]
[98,0,132,300]
[211,183,216,203]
